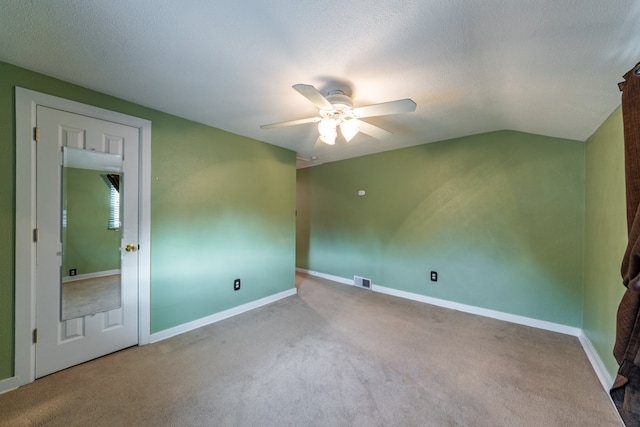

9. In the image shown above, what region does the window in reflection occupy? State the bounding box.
[107,174,121,230]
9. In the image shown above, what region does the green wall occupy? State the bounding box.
[583,106,627,379]
[63,168,121,276]
[149,114,295,331]
[0,64,15,381]
[296,166,311,267]
[297,130,585,326]
[0,61,296,380]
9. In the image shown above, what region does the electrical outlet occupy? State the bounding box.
[430,271,438,282]
[234,279,241,291]
[69,268,77,276]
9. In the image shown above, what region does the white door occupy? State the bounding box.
[35,106,139,378]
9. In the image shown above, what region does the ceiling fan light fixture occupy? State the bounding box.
[340,119,359,142]
[261,83,416,148]
[318,118,337,145]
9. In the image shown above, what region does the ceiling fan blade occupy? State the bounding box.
[260,116,320,129]
[356,120,392,140]
[293,84,333,110]
[352,98,416,118]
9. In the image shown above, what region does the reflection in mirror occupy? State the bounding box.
[61,148,123,320]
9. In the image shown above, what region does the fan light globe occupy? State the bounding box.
[318,119,337,145]
[340,119,359,142]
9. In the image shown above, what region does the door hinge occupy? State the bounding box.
[33,328,38,344]
[33,127,39,142]
[33,228,39,243]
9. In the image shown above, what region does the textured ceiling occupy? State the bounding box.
[1,1,639,167]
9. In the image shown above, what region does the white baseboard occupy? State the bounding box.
[297,268,353,286]
[579,333,624,425]
[374,284,582,336]
[150,288,297,343]
[300,268,581,335]
[297,268,614,393]
[0,375,21,395]
[62,269,120,283]
[579,331,614,390]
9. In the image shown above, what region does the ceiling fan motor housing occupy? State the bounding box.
[326,92,352,109]
[321,92,354,120]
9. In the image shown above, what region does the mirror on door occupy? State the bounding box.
[61,147,124,320]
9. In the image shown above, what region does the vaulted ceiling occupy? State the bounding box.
[1,1,639,167]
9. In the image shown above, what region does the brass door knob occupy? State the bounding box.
[125,244,137,252]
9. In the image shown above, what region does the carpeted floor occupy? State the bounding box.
[0,273,622,426]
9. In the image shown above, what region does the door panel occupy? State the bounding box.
[35,106,139,378]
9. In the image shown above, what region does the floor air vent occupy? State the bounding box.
[354,275,372,290]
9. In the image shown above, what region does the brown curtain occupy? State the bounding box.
[611,61,640,426]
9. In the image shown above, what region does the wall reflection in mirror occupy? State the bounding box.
[61,148,123,320]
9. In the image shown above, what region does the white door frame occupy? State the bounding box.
[14,87,151,386]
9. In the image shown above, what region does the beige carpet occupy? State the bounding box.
[0,273,622,426]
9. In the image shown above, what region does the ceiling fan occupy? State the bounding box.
[260,84,416,146]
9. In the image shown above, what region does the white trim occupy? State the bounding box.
[298,268,581,335]
[14,88,37,387]
[0,376,21,395]
[578,331,614,391]
[64,146,122,171]
[374,285,582,336]
[296,268,353,286]
[579,333,625,425]
[14,87,152,386]
[62,269,121,283]
[150,288,297,343]
[137,116,152,346]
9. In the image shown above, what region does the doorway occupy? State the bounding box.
[14,88,151,385]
